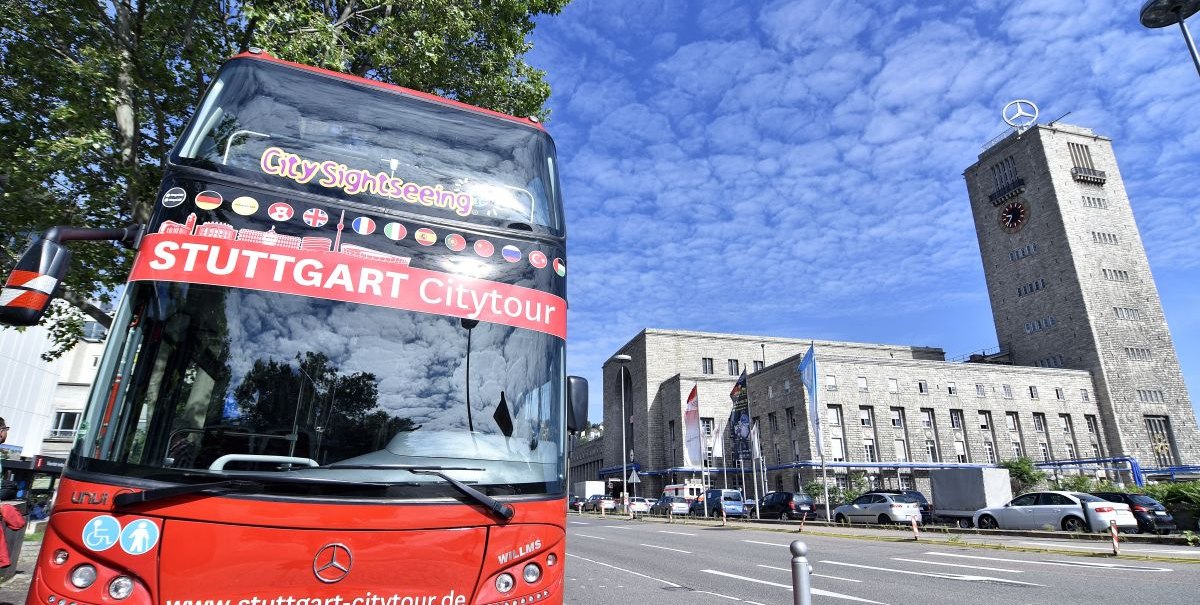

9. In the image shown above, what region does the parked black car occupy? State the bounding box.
[757,491,816,520]
[865,490,931,523]
[1091,492,1176,534]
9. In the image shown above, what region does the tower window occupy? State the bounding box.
[1102,268,1131,281]
[1091,231,1119,245]
[1124,347,1153,361]
[1082,195,1108,209]
[1113,307,1141,320]
[1017,278,1046,296]
[1136,389,1164,403]
[1009,243,1039,261]
[701,357,714,374]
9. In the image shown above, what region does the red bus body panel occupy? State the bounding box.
[33,478,565,605]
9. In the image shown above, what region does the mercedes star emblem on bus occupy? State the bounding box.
[1003,99,1039,128]
[313,543,353,583]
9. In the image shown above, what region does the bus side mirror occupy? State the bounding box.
[567,375,588,433]
[0,238,72,327]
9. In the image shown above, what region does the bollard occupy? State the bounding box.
[798,511,807,533]
[1110,520,1120,556]
[790,540,812,605]
[911,515,920,541]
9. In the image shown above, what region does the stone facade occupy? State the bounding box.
[964,123,1199,466]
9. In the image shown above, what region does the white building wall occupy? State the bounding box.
[0,326,62,458]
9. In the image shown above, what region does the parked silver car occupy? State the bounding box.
[973,491,1139,532]
[833,493,921,524]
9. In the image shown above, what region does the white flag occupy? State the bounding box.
[750,420,762,459]
[711,419,725,458]
[684,386,702,467]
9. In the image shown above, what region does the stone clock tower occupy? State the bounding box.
[963,116,1199,467]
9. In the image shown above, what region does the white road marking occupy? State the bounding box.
[700,570,887,604]
[1019,541,1200,555]
[566,554,681,587]
[573,534,607,540]
[569,521,590,525]
[757,564,862,582]
[602,525,636,529]
[890,557,1024,574]
[658,530,696,536]
[819,560,1043,587]
[639,543,692,554]
[694,591,741,600]
[924,552,1173,572]
[741,539,789,547]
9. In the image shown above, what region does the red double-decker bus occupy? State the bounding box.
[1,50,586,605]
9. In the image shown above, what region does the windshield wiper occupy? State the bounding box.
[326,464,514,521]
[113,473,375,508]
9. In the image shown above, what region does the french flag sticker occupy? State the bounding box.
[352,217,376,235]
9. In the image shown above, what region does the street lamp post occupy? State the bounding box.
[1140,0,1200,77]
[613,354,632,518]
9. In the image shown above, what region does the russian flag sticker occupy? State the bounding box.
[501,245,522,263]
[352,217,376,235]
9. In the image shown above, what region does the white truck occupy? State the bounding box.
[930,467,1013,527]
[573,480,606,501]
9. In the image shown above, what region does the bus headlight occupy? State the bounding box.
[522,563,541,583]
[108,576,134,600]
[69,564,97,588]
[495,573,514,593]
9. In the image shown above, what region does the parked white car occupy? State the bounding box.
[973,491,1139,532]
[833,493,922,524]
[628,497,652,514]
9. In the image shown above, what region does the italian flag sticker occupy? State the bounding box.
[383,223,406,240]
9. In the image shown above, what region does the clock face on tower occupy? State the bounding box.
[999,199,1027,232]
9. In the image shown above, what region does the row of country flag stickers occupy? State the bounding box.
[161,187,566,276]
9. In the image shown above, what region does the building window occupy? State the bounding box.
[890,408,905,429]
[1145,416,1177,467]
[1024,315,1057,334]
[859,407,874,427]
[1040,442,1051,461]
[1124,347,1153,361]
[702,417,714,438]
[753,360,764,372]
[1092,444,1102,459]
[825,375,838,391]
[1065,443,1077,459]
[768,385,774,398]
[947,382,957,396]
[954,441,968,463]
[990,154,1019,189]
[1137,389,1165,403]
[784,379,791,391]
[888,378,899,393]
[1060,414,1073,435]
[1035,355,1064,368]
[768,412,778,433]
[921,408,935,429]
[701,357,714,374]
[1011,441,1023,458]
[925,439,939,462]
[1017,278,1046,297]
[1002,384,1013,399]
[918,380,929,394]
[1009,242,1038,261]
[786,407,796,430]
[1029,386,1039,399]
[1091,231,1119,245]
[828,406,843,427]
[831,437,845,462]
[975,383,986,397]
[950,409,964,429]
[1081,389,1090,402]
[984,441,997,464]
[728,359,740,375]
[1085,415,1099,435]
[894,439,908,462]
[1006,412,1019,432]
[1033,413,1047,433]
[1102,268,1131,282]
[863,438,877,462]
[1055,387,1064,401]
[1082,195,1108,209]
[978,411,991,431]
[1114,307,1142,320]
[857,376,868,391]
[50,411,82,439]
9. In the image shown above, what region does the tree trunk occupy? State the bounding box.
[113,1,145,223]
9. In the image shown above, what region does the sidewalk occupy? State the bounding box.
[0,539,40,605]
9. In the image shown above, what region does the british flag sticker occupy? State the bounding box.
[268,202,294,221]
[303,208,329,227]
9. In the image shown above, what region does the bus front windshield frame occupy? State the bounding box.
[171,57,562,235]
[72,206,567,500]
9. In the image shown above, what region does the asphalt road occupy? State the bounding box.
[564,516,1200,605]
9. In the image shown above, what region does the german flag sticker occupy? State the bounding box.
[195,190,223,210]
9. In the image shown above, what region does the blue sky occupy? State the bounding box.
[527,0,1200,423]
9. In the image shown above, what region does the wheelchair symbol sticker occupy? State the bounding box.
[119,519,160,555]
[82,516,121,552]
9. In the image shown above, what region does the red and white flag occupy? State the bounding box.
[684,385,704,468]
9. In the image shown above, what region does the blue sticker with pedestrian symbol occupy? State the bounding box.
[81,515,121,552]
[119,518,160,555]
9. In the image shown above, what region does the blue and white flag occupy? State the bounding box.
[797,343,822,456]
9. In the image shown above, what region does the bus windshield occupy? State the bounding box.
[73,204,566,499]
[171,57,562,234]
